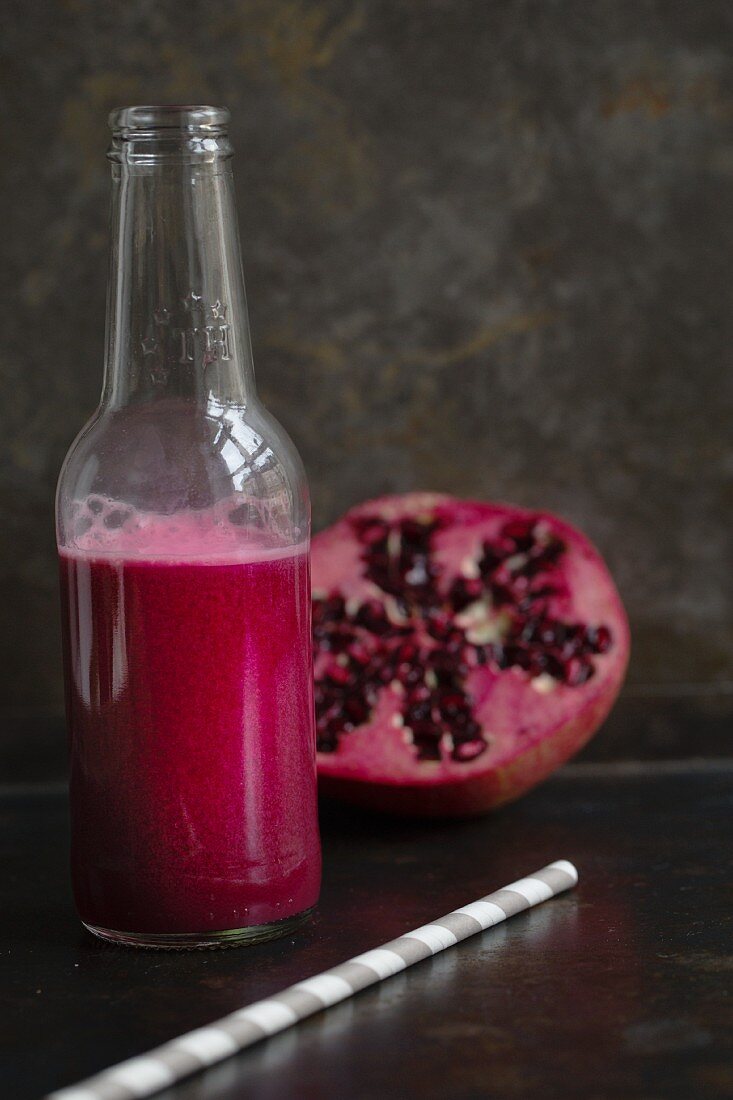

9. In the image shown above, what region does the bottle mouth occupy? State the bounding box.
[108,106,232,164]
[109,105,230,136]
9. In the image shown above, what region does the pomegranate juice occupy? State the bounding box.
[59,519,320,937]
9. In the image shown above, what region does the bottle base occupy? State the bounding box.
[82,908,314,950]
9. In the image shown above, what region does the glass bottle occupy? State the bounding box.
[56,105,321,948]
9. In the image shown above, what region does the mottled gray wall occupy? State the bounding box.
[1,0,731,713]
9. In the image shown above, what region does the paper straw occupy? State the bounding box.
[48,860,578,1100]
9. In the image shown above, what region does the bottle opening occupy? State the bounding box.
[109,105,230,135]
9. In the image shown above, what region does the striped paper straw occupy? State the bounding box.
[49,860,578,1100]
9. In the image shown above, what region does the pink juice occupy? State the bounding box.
[59,513,321,937]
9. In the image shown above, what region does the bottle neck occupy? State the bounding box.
[103,144,255,410]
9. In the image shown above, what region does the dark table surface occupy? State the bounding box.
[3,749,732,1099]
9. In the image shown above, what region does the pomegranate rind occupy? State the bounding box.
[313,493,630,817]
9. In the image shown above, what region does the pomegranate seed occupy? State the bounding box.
[355,600,390,634]
[415,740,442,761]
[325,664,351,687]
[346,642,371,668]
[564,657,595,686]
[328,631,352,653]
[536,620,558,646]
[410,718,441,737]
[406,702,432,724]
[452,740,487,762]
[507,645,534,670]
[527,652,549,675]
[395,641,419,664]
[364,683,379,705]
[427,613,452,640]
[444,629,465,654]
[517,617,540,643]
[502,518,536,550]
[367,550,390,572]
[448,576,483,611]
[404,558,431,587]
[407,683,431,704]
[344,697,370,724]
[544,653,565,679]
[402,665,424,687]
[478,544,503,575]
[587,625,613,654]
[529,584,556,602]
[438,692,470,718]
[490,582,512,606]
[359,522,390,546]
[401,519,432,545]
[493,645,509,669]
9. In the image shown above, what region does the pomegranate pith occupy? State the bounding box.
[312,493,630,817]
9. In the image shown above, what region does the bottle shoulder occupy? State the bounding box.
[56,407,104,498]
[56,399,309,549]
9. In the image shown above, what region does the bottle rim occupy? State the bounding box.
[109,105,230,135]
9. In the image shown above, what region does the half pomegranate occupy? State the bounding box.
[312,493,629,816]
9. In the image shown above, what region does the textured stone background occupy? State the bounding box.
[1,0,731,715]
